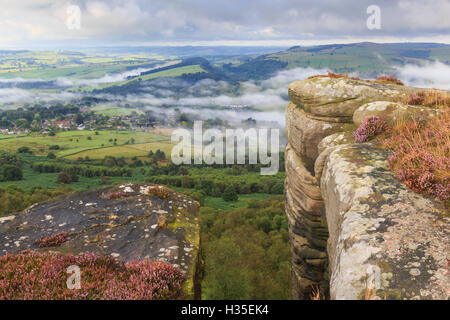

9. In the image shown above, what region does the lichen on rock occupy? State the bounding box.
[0,183,201,299]
[285,76,449,300]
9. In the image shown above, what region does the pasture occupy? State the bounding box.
[0,130,173,159]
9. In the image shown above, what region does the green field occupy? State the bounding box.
[0,156,150,191]
[80,64,205,92]
[91,105,144,116]
[0,51,160,78]
[172,186,272,210]
[0,130,173,159]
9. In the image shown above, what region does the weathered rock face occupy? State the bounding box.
[321,144,449,300]
[0,183,201,298]
[285,144,328,299]
[289,77,412,118]
[286,102,355,161]
[353,101,441,126]
[285,76,449,300]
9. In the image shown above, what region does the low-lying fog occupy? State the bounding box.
[0,61,449,129]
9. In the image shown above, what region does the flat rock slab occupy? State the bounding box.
[0,183,200,297]
[320,143,449,300]
[289,77,412,118]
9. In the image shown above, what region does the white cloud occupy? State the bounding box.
[396,61,450,90]
[1,0,450,47]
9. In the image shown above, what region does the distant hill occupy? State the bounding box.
[219,42,450,79]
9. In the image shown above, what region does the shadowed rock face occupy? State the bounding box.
[0,183,200,298]
[285,76,449,300]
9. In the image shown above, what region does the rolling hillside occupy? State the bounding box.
[220,42,450,79]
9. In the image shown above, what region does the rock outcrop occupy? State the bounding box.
[0,183,201,298]
[285,77,449,300]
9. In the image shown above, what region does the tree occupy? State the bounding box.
[211,186,222,197]
[17,146,32,154]
[181,176,194,188]
[102,156,117,168]
[222,186,238,202]
[47,152,56,159]
[57,172,72,184]
[270,183,284,195]
[187,190,205,206]
[75,114,84,125]
[1,165,23,181]
[203,237,251,299]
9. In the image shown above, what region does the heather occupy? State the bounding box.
[406,90,450,109]
[354,116,388,142]
[0,250,184,300]
[35,232,68,248]
[307,72,360,80]
[383,112,450,202]
[375,76,404,86]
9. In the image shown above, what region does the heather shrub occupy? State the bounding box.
[406,90,450,109]
[35,232,68,248]
[107,191,129,200]
[354,116,388,142]
[0,250,184,300]
[143,185,170,200]
[307,71,351,79]
[383,112,449,202]
[375,76,404,86]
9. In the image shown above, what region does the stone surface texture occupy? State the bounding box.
[0,183,201,298]
[285,76,449,300]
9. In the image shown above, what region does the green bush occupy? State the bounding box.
[17,146,32,154]
[222,186,238,202]
[270,182,284,195]
[1,165,23,181]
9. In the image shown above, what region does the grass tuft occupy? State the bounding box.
[383,111,449,202]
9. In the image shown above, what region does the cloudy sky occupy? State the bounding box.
[1,0,450,48]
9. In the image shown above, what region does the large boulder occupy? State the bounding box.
[0,183,201,298]
[289,77,412,118]
[320,144,449,300]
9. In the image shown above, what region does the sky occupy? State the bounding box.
[1,0,450,48]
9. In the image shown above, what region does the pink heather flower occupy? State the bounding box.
[0,250,184,300]
[34,232,68,248]
[354,116,388,142]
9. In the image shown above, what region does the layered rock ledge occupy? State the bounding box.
[0,183,201,298]
[285,77,449,300]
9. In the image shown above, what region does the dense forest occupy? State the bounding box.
[200,196,290,299]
